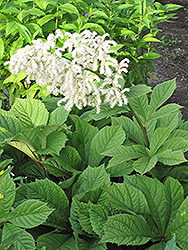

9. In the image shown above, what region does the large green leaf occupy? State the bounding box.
[0,171,15,214]
[155,149,186,165]
[149,127,171,155]
[90,202,117,237]
[42,158,67,177]
[10,37,23,56]
[2,223,35,250]
[11,98,49,128]
[105,182,149,215]
[128,95,148,123]
[72,165,110,196]
[158,137,188,153]
[71,117,98,163]
[112,116,145,145]
[88,126,125,167]
[8,199,54,228]
[164,178,184,233]
[78,202,95,235]
[60,3,79,15]
[0,110,22,135]
[0,37,4,59]
[102,214,153,246]
[166,196,188,247]
[53,146,82,173]
[169,129,188,140]
[25,179,70,229]
[36,131,67,155]
[37,233,75,250]
[157,112,179,132]
[48,106,69,125]
[133,156,158,175]
[126,85,151,99]
[149,79,176,116]
[106,159,133,177]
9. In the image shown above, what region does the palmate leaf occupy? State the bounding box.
[149,79,176,116]
[133,156,158,175]
[112,116,145,145]
[72,165,111,196]
[8,200,54,228]
[25,179,70,229]
[11,98,49,128]
[105,182,149,216]
[88,125,125,167]
[37,233,75,250]
[0,171,15,214]
[2,223,35,250]
[102,214,153,246]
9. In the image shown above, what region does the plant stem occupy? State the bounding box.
[128,103,150,148]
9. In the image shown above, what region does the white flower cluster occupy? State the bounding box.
[5,29,130,113]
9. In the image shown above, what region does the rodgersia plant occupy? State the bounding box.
[5,29,130,114]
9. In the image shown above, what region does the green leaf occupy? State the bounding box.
[149,127,171,155]
[88,126,125,167]
[126,85,151,99]
[89,103,127,121]
[158,137,188,153]
[0,109,22,134]
[112,116,145,145]
[133,156,158,175]
[155,150,186,165]
[102,214,152,246]
[170,129,188,140]
[149,104,183,120]
[75,237,107,250]
[138,52,161,59]
[36,131,67,155]
[78,202,95,234]
[58,174,77,189]
[0,171,15,214]
[164,178,184,233]
[2,223,35,250]
[157,112,179,132]
[149,79,176,116]
[8,141,38,162]
[105,182,149,215]
[90,202,117,237]
[10,37,24,56]
[71,116,98,163]
[128,95,148,123]
[106,159,133,177]
[25,179,70,229]
[42,158,66,177]
[11,98,49,128]
[60,3,79,15]
[6,21,17,36]
[81,23,105,34]
[53,146,82,173]
[164,235,176,250]
[15,22,31,43]
[8,199,54,228]
[37,233,75,250]
[37,14,55,26]
[22,8,45,17]
[0,37,4,59]
[72,165,110,196]
[48,106,69,125]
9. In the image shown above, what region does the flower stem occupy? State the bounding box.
[128,103,150,148]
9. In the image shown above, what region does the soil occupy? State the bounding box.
[148,0,188,120]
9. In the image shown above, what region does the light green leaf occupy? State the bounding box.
[8,141,38,162]
[8,200,54,228]
[112,116,145,145]
[106,159,133,177]
[37,14,55,26]
[126,85,151,99]
[72,165,110,196]
[102,214,152,246]
[138,52,161,59]
[48,106,69,125]
[6,21,17,36]
[164,235,176,250]
[128,95,148,123]
[10,37,24,56]
[2,223,35,250]
[158,137,188,153]
[0,109,22,134]
[15,22,31,43]
[0,171,15,214]
[37,233,75,250]
[0,37,4,59]
[133,156,158,175]
[150,127,171,155]
[25,179,70,229]
[88,126,125,167]
[60,3,79,15]
[81,23,105,34]
[105,182,149,215]
[36,131,67,155]
[149,104,183,120]
[170,129,188,140]
[22,8,45,17]
[164,178,184,232]
[157,112,179,132]
[155,150,186,165]
[149,79,176,116]
[11,98,49,128]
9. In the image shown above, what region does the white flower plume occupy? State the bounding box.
[5,30,130,113]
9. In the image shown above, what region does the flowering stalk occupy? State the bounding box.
[5,29,130,113]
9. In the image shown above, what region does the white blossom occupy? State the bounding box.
[5,30,130,113]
